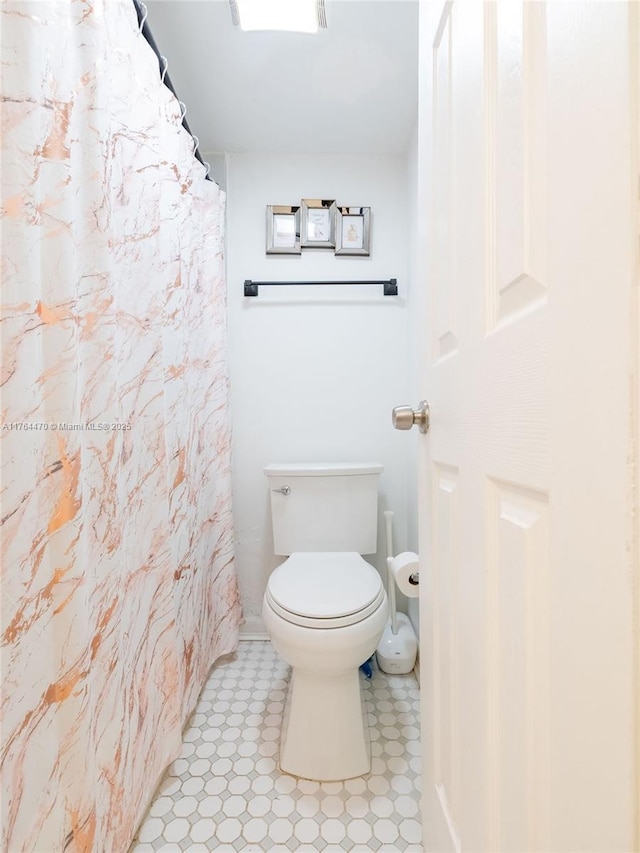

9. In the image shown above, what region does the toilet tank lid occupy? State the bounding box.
[264,462,383,477]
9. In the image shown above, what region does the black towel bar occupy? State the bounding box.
[244,279,398,297]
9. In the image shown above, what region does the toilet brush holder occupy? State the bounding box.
[376,612,418,674]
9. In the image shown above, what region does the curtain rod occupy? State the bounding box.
[244,279,398,297]
[132,0,211,181]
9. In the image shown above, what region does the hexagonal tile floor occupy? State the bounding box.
[130,640,422,852]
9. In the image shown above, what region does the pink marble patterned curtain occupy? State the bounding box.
[0,2,242,850]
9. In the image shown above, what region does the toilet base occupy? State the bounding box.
[279,666,370,781]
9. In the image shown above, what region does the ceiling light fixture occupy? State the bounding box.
[229,0,327,34]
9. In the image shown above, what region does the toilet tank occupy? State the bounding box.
[264,462,383,556]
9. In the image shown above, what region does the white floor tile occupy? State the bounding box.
[131,640,423,851]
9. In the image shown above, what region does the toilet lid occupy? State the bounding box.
[266,552,383,620]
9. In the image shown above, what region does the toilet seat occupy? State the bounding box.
[265,552,385,629]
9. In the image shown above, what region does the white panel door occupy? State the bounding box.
[417,3,638,851]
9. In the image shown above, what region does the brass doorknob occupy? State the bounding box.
[392,400,430,434]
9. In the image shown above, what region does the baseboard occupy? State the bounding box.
[239,614,267,639]
[239,632,270,642]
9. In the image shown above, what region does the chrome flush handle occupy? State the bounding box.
[272,486,291,496]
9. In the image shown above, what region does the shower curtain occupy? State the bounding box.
[0,2,242,850]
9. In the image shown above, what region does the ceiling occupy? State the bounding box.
[145,0,419,155]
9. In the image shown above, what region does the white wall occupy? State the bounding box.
[225,151,415,634]
[206,152,227,191]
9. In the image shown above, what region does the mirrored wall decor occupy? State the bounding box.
[300,198,336,248]
[266,205,301,254]
[335,206,371,256]
[266,201,371,256]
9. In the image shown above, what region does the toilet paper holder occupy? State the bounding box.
[386,551,420,599]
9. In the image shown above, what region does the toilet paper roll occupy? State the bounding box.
[387,552,420,598]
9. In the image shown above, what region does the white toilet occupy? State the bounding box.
[262,462,389,782]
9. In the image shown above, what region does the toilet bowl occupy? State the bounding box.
[262,551,388,781]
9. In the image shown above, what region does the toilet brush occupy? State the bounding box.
[375,510,418,675]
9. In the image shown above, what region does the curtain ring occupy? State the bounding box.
[178,101,187,121]
[138,2,148,32]
[192,135,200,153]
[160,56,168,84]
